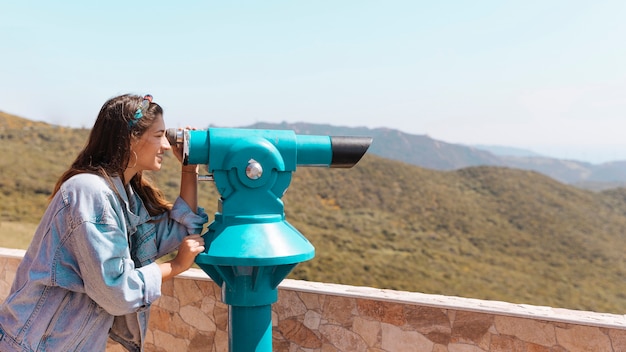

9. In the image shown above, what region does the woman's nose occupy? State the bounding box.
[162,135,172,150]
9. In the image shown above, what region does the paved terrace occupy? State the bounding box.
[1,247,625,351]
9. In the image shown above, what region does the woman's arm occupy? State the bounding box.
[72,221,162,316]
[180,164,199,212]
[172,127,200,213]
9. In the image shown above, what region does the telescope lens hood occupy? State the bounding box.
[330,136,373,168]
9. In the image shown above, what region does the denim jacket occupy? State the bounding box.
[0,173,208,352]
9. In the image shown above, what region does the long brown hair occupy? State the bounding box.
[52,94,171,216]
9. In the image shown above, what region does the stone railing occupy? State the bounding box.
[1,247,625,351]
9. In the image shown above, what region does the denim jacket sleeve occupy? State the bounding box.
[150,197,209,257]
[55,175,162,317]
[70,220,162,317]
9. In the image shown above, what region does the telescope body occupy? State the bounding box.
[166,127,371,352]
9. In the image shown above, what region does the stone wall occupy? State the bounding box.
[1,248,626,351]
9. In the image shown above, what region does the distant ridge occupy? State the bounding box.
[243,122,626,190]
[246,121,503,170]
[0,111,50,129]
[3,112,626,189]
[471,144,544,158]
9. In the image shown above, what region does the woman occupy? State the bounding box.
[0,94,208,351]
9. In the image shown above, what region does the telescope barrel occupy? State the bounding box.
[166,128,372,168]
[294,135,372,168]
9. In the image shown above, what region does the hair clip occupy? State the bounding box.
[130,94,153,127]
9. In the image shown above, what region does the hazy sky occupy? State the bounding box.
[2,1,626,163]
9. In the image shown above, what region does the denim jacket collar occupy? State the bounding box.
[111,177,151,235]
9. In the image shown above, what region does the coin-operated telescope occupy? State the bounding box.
[167,127,372,352]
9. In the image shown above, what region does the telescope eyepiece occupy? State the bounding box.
[165,128,191,165]
[165,128,182,146]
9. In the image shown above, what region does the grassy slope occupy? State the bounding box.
[1,113,625,314]
[285,158,626,313]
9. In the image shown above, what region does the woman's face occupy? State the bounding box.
[130,114,171,172]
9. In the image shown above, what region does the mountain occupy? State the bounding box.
[2,114,626,314]
[242,122,626,190]
[245,122,503,170]
[470,144,544,158]
[0,111,50,129]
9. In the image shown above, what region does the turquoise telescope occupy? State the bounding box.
[166,127,371,351]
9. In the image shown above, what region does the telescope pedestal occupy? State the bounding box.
[195,218,314,352]
[168,127,371,351]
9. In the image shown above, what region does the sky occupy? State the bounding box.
[2,1,626,163]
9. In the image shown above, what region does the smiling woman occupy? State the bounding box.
[0,94,208,352]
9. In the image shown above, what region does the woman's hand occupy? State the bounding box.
[160,234,205,282]
[173,234,205,270]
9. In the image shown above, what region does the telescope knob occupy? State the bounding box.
[246,160,263,180]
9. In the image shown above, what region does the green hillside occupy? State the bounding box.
[1,113,626,314]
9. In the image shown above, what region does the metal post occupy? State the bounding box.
[229,305,272,351]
